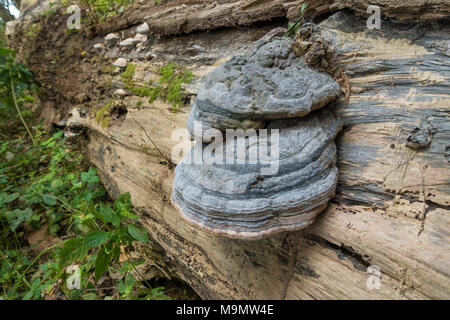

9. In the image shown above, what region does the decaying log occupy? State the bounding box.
[95,0,450,37]
[332,0,450,21]
[63,10,450,299]
[8,1,450,299]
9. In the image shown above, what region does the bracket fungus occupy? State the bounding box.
[187,38,340,141]
[173,36,342,240]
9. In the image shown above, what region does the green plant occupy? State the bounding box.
[0,129,171,300]
[65,0,135,24]
[285,3,309,38]
[154,64,194,112]
[0,48,37,143]
[95,101,115,128]
[121,62,136,82]
[120,62,193,112]
[0,20,6,47]
[25,23,42,39]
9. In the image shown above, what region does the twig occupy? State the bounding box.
[130,116,174,168]
[10,77,36,145]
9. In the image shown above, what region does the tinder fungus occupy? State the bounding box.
[173,36,342,240]
[187,37,340,141]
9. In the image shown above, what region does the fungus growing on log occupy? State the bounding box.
[173,36,342,240]
[187,38,340,141]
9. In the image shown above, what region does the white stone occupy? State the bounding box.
[134,33,148,43]
[115,89,127,96]
[105,33,120,45]
[119,38,139,49]
[93,43,105,51]
[113,58,129,68]
[136,22,150,34]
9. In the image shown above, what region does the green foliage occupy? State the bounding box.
[0,21,6,47]
[120,63,136,82]
[65,0,135,24]
[121,63,153,98]
[0,48,36,121]
[285,3,308,38]
[38,1,59,18]
[95,101,115,128]
[0,47,37,143]
[0,129,100,236]
[0,130,170,300]
[25,23,42,39]
[120,62,193,112]
[155,64,193,112]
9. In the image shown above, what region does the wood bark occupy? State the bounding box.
[95,0,450,37]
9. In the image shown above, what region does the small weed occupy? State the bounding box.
[121,63,193,113]
[0,129,172,300]
[25,24,42,39]
[64,0,135,24]
[285,3,308,38]
[95,101,115,128]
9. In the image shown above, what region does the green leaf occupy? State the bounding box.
[118,280,127,294]
[81,168,100,183]
[112,243,121,262]
[127,225,148,243]
[301,3,308,14]
[95,246,111,281]
[0,48,15,56]
[4,208,33,231]
[3,192,19,203]
[82,292,98,300]
[59,231,110,265]
[97,204,120,227]
[59,238,88,264]
[52,131,64,139]
[83,230,110,248]
[51,179,63,189]
[42,194,57,206]
[116,192,131,206]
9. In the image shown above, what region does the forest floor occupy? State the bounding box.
[0,100,198,300]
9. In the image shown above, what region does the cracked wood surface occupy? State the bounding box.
[64,12,450,299]
[94,0,449,37]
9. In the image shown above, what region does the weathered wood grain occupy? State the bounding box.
[66,11,449,299]
[95,0,450,37]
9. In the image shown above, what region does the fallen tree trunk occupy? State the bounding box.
[95,0,450,36]
[66,12,449,299]
[8,2,450,299]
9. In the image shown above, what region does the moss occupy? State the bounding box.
[119,62,193,112]
[148,86,162,103]
[95,101,115,128]
[129,85,153,97]
[100,64,117,74]
[104,78,113,88]
[25,23,41,39]
[100,116,110,128]
[121,63,136,83]
[150,63,194,112]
